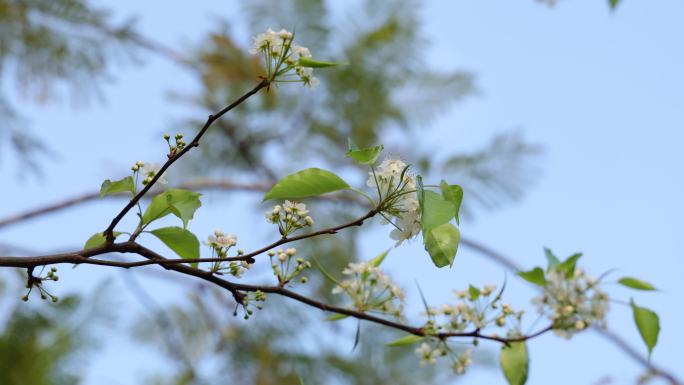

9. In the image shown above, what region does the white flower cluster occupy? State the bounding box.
[414,342,472,375]
[425,284,523,334]
[532,268,609,339]
[250,28,319,88]
[265,200,314,236]
[367,158,421,246]
[132,161,167,185]
[332,261,405,318]
[268,247,311,285]
[204,230,251,277]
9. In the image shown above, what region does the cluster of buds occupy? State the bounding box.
[164,133,187,158]
[132,161,167,185]
[234,290,267,320]
[367,159,421,245]
[265,201,314,236]
[22,267,59,303]
[205,230,252,277]
[250,28,321,88]
[331,261,405,319]
[268,248,311,286]
[532,267,609,339]
[414,341,473,375]
[424,284,524,337]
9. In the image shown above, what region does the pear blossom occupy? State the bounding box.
[140,162,167,184]
[332,260,405,318]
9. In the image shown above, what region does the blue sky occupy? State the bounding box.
[1,1,683,384]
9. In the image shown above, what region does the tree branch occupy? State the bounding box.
[102,79,269,241]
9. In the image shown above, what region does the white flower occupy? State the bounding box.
[389,211,421,246]
[251,28,279,54]
[283,200,308,215]
[207,230,237,248]
[141,162,167,184]
[452,349,473,374]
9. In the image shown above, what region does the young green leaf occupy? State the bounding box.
[100,176,135,198]
[468,285,481,301]
[263,168,350,201]
[544,247,560,271]
[298,57,338,68]
[386,334,423,347]
[142,189,202,228]
[423,222,460,268]
[346,144,384,165]
[326,314,350,322]
[150,227,200,263]
[557,253,582,278]
[83,231,122,250]
[631,299,660,358]
[500,342,529,385]
[439,180,463,225]
[420,190,456,233]
[312,257,341,285]
[370,249,391,267]
[618,277,657,291]
[518,267,546,286]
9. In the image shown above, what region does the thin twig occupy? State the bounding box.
[102,80,269,241]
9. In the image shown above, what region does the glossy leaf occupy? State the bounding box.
[84,231,121,250]
[544,248,560,271]
[298,57,338,68]
[99,176,135,198]
[631,299,660,357]
[420,190,456,233]
[263,168,350,201]
[423,222,460,268]
[518,267,546,286]
[557,253,582,278]
[618,277,657,291]
[439,180,463,225]
[370,249,391,267]
[150,227,200,262]
[347,144,384,165]
[142,189,202,228]
[500,342,529,385]
[386,334,423,347]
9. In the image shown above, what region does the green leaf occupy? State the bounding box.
[346,144,384,165]
[84,232,121,250]
[326,314,350,322]
[263,168,350,201]
[420,190,456,233]
[618,277,657,291]
[150,227,200,265]
[439,180,463,225]
[544,248,560,271]
[631,299,660,358]
[609,0,620,9]
[298,57,338,68]
[500,342,529,385]
[557,253,582,278]
[142,189,202,228]
[99,176,135,198]
[468,285,481,301]
[518,267,546,286]
[423,223,460,268]
[386,334,423,347]
[312,257,341,285]
[370,249,391,267]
